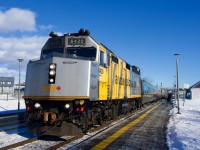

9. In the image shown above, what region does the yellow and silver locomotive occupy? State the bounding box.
[24,29,155,135]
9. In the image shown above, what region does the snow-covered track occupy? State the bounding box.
[0,134,79,150]
[0,135,40,150]
[0,113,26,132]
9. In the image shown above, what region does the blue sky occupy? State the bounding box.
[0,0,200,88]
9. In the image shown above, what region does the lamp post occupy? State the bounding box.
[174,53,181,114]
[17,59,24,110]
[174,76,176,100]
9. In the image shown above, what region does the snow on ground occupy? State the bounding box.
[0,94,30,148]
[0,94,25,114]
[168,98,200,150]
[0,130,35,148]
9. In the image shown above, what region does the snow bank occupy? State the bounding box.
[0,94,26,113]
[167,99,200,150]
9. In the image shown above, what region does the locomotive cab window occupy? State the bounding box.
[112,55,118,64]
[41,48,64,59]
[66,47,96,60]
[100,50,107,67]
[107,53,110,66]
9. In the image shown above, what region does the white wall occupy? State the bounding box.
[191,88,200,99]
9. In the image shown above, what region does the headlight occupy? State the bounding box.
[75,100,79,105]
[75,100,85,105]
[48,63,56,84]
[49,78,54,83]
[34,103,41,108]
[49,64,56,69]
[65,104,70,109]
[80,100,84,105]
[49,70,56,75]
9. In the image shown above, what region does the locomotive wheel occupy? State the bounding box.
[84,100,89,134]
[83,122,88,134]
[83,114,89,134]
[98,112,103,126]
[112,101,119,119]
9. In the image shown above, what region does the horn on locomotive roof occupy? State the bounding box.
[79,28,85,35]
[78,28,90,36]
[49,31,58,38]
[84,29,90,35]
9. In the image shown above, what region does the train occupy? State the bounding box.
[23,29,165,136]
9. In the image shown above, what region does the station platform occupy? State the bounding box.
[75,101,172,150]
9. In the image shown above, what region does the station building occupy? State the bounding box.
[0,77,14,94]
[185,81,200,99]
[14,82,25,97]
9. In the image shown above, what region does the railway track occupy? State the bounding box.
[0,101,160,150]
[0,112,26,132]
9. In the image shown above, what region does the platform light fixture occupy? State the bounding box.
[174,53,181,114]
[17,59,24,110]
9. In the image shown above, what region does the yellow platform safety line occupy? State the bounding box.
[91,103,160,150]
[131,95,142,98]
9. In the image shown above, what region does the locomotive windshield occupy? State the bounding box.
[41,48,64,59]
[41,47,96,60]
[66,47,96,60]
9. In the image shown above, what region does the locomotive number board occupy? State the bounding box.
[49,38,64,49]
[68,38,86,46]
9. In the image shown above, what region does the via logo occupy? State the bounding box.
[56,86,61,91]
